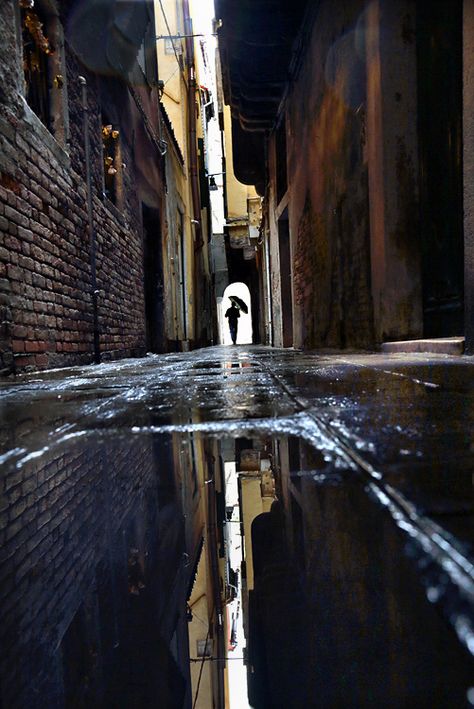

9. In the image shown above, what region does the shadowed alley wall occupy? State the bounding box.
[266,0,427,350]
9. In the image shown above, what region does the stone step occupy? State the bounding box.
[381,337,465,355]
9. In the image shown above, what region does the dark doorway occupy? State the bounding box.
[278,209,293,347]
[417,0,464,336]
[142,205,165,352]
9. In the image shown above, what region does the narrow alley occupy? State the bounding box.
[2,0,474,706]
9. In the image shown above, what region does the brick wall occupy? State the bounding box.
[0,110,95,372]
[0,0,161,374]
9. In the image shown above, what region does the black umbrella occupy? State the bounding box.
[229,295,248,313]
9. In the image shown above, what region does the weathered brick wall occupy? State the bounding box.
[0,431,193,707]
[0,111,94,372]
[283,0,374,350]
[0,0,155,374]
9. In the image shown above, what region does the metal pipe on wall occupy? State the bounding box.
[79,76,100,364]
[182,0,204,346]
[182,0,203,250]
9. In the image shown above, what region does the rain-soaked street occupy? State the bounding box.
[2,345,474,707]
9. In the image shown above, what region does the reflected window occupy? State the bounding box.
[288,436,301,490]
[196,638,212,657]
[128,547,146,596]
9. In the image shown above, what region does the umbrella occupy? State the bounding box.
[229,295,248,313]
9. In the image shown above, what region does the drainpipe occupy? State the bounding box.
[79,76,100,364]
[183,0,202,250]
[182,0,204,346]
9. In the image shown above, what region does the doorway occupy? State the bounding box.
[417,0,464,336]
[142,205,165,353]
[278,209,294,347]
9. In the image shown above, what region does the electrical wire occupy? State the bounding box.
[190,610,209,628]
[164,63,180,86]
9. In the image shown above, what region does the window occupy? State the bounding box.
[101,115,122,206]
[164,37,182,56]
[275,117,288,204]
[198,138,209,209]
[137,19,159,85]
[163,1,184,58]
[21,0,53,129]
[20,0,67,141]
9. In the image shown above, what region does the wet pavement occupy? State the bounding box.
[3,345,473,506]
[2,345,474,568]
[2,344,474,705]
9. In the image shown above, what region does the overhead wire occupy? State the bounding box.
[164,63,180,86]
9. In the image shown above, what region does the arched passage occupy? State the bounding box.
[219,283,253,345]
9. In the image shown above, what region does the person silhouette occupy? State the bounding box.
[225,304,240,344]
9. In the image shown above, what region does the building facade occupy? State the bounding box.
[216,0,474,354]
[0,0,215,376]
[155,0,216,350]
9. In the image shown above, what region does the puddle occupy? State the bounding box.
[2,347,474,705]
[1,423,474,707]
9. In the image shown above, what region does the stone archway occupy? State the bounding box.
[219,283,253,345]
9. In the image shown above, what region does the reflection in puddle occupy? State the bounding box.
[1,423,474,708]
